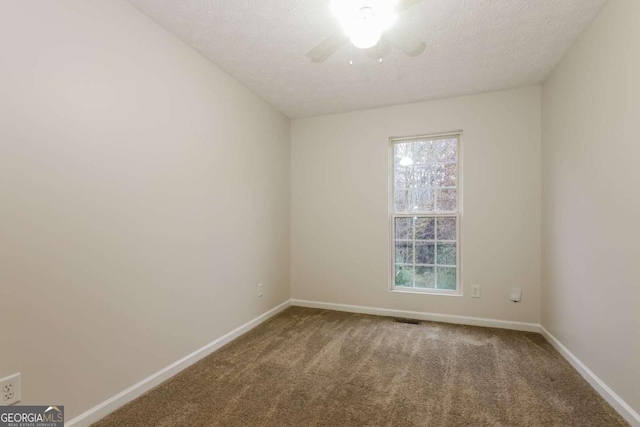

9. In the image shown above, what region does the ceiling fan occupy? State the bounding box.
[306,0,426,63]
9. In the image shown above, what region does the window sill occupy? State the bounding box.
[390,287,463,297]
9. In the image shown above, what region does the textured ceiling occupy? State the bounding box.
[127,0,608,118]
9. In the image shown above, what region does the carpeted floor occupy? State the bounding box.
[93,307,628,426]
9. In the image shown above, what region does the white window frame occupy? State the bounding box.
[389,132,463,296]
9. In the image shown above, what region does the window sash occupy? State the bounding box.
[391,213,460,293]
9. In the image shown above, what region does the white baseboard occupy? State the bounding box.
[66,300,291,427]
[290,299,541,332]
[540,326,640,427]
[66,298,637,427]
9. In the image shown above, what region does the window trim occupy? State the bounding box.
[388,132,463,296]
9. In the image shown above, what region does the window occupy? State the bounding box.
[390,134,461,294]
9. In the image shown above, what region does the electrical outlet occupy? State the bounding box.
[1,373,21,406]
[257,283,263,297]
[471,285,481,298]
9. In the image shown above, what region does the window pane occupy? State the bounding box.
[436,188,457,212]
[413,165,432,187]
[434,139,457,162]
[437,217,457,241]
[394,166,412,189]
[394,143,413,167]
[415,242,435,264]
[432,164,446,187]
[436,243,456,266]
[394,189,410,212]
[415,217,435,240]
[443,163,457,187]
[437,267,456,290]
[414,187,435,211]
[413,140,431,164]
[394,217,413,240]
[395,242,413,264]
[395,265,414,287]
[433,163,457,187]
[415,266,435,288]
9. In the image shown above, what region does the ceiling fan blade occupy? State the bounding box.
[306,31,349,63]
[396,0,424,13]
[385,28,426,57]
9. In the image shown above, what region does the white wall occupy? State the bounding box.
[0,0,290,419]
[291,86,541,324]
[542,0,640,415]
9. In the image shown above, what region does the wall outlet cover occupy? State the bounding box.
[471,285,481,298]
[0,373,21,406]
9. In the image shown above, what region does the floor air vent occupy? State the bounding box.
[393,317,421,325]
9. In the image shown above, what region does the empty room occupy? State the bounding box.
[0,0,638,426]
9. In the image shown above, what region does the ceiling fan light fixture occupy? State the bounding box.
[349,24,382,49]
[330,0,398,49]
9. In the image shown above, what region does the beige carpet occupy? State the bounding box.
[94,307,628,426]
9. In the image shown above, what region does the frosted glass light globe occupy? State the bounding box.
[330,0,398,50]
[349,25,382,49]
